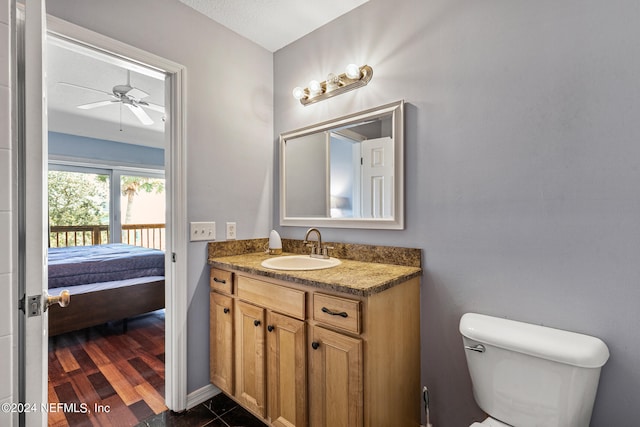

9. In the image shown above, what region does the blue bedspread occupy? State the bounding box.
[48,243,165,289]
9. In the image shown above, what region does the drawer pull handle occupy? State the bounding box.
[322,307,348,318]
[311,341,320,350]
[213,277,227,284]
[267,325,274,332]
[254,319,261,327]
[223,307,230,314]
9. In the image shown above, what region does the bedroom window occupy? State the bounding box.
[119,174,166,250]
[48,169,111,247]
[48,165,166,249]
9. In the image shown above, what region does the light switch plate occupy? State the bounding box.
[190,221,216,241]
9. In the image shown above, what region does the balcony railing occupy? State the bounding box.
[49,224,165,250]
[49,225,109,248]
[121,223,165,250]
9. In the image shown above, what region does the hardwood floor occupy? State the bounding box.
[48,310,167,427]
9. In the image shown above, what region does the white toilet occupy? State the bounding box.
[459,313,609,427]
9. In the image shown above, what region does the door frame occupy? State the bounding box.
[20,9,188,422]
[45,13,189,412]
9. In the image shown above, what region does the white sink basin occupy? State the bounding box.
[261,255,341,271]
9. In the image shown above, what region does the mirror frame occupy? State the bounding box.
[280,100,404,229]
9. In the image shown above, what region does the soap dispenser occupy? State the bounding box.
[268,230,282,255]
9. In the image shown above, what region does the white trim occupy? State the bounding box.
[22,2,49,425]
[186,384,221,410]
[164,62,188,412]
[48,155,165,172]
[45,15,189,412]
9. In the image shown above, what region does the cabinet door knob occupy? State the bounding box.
[254,319,261,327]
[223,307,230,314]
[267,325,274,332]
[311,341,320,350]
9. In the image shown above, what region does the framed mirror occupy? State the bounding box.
[280,100,404,229]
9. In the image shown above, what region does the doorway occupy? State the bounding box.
[46,32,168,427]
[19,7,188,425]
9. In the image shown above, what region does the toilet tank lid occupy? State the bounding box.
[459,313,610,368]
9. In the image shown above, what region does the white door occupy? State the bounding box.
[361,137,394,218]
[23,0,49,425]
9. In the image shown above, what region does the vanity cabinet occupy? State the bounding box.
[235,300,267,416]
[309,325,363,427]
[209,263,421,427]
[209,268,234,396]
[267,311,307,427]
[235,275,308,426]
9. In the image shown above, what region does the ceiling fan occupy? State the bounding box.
[58,70,165,126]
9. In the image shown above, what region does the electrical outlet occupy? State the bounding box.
[226,222,237,240]
[190,221,216,241]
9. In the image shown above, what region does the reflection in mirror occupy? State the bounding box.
[285,132,329,217]
[280,100,404,229]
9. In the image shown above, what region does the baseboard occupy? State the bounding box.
[186,383,221,410]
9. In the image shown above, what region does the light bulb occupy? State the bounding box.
[309,80,322,94]
[345,63,361,80]
[292,86,305,100]
[326,73,339,91]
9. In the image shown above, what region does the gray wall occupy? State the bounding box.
[274,0,640,425]
[284,132,328,217]
[46,0,274,394]
[38,0,640,424]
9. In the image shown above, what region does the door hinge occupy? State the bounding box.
[18,294,25,314]
[27,295,42,317]
[172,252,177,262]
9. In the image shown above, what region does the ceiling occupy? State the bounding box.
[178,0,370,52]
[47,1,369,149]
[47,37,166,149]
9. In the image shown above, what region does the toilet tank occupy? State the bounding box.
[459,313,609,427]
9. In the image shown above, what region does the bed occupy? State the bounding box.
[47,243,166,336]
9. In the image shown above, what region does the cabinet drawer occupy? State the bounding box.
[210,268,233,295]
[313,293,361,334]
[237,276,305,320]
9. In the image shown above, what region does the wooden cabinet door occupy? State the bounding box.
[309,326,363,427]
[210,292,234,395]
[267,312,307,427]
[236,301,267,417]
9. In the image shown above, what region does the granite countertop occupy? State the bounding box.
[208,251,422,297]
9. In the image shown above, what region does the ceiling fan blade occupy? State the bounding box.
[127,87,149,99]
[126,103,154,125]
[138,101,165,113]
[77,100,118,110]
[58,81,113,96]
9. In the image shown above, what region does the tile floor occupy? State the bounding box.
[136,392,266,427]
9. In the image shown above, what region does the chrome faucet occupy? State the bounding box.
[303,227,331,259]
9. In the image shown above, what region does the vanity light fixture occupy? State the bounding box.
[292,64,373,106]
